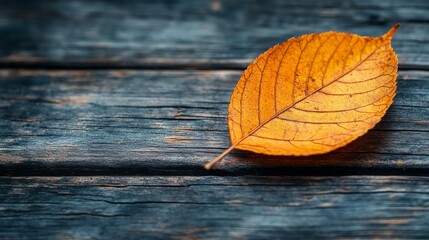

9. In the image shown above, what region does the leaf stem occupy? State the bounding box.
[204,145,235,170]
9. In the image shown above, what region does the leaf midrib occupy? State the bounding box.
[233,38,385,148]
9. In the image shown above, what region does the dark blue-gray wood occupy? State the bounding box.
[0,0,429,68]
[1,0,429,239]
[0,70,428,175]
[2,176,429,239]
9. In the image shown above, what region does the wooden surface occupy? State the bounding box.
[1,0,429,239]
[2,176,429,239]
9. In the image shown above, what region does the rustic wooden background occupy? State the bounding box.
[1,0,428,239]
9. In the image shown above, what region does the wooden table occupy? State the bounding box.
[1,1,428,239]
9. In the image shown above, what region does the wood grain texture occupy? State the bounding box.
[1,1,429,238]
[2,176,429,239]
[0,70,427,175]
[0,0,429,68]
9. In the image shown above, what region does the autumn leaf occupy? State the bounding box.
[205,24,399,170]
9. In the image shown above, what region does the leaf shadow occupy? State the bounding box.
[230,129,392,169]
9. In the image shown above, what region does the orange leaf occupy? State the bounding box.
[205,24,399,170]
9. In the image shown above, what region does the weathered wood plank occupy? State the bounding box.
[1,1,428,239]
[0,70,427,175]
[0,0,429,67]
[1,176,429,239]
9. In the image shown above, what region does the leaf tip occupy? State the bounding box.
[384,23,400,39]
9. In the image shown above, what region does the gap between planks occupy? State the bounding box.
[0,62,428,71]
